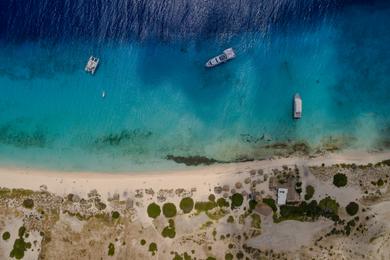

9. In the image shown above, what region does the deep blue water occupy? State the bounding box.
[0,0,389,171]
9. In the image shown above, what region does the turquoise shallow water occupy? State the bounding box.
[0,1,389,171]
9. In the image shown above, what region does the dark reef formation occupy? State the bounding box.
[94,129,152,147]
[166,155,218,166]
[0,124,47,148]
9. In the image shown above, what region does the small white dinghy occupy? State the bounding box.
[85,56,99,75]
[293,93,302,119]
[101,91,106,98]
[205,48,236,68]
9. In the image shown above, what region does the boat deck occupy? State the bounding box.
[85,56,99,74]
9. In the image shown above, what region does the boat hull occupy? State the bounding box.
[293,94,302,119]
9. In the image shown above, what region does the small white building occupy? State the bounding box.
[277,188,288,205]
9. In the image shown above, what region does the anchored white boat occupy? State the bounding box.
[205,48,236,68]
[293,93,302,119]
[85,56,99,74]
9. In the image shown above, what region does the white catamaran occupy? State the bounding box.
[85,56,99,75]
[205,48,236,68]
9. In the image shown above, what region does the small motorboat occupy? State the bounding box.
[101,91,106,98]
[85,56,99,75]
[293,93,302,119]
[205,48,236,68]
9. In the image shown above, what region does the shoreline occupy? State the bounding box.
[1,149,389,198]
[1,149,390,259]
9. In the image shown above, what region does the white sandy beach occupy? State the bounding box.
[1,149,389,199]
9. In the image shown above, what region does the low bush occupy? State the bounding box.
[10,238,31,259]
[162,203,177,218]
[2,231,10,240]
[318,196,339,218]
[262,198,277,212]
[333,173,348,187]
[275,197,340,223]
[179,197,194,214]
[108,243,115,256]
[148,242,158,255]
[111,211,120,219]
[10,226,31,259]
[147,203,161,218]
[162,226,176,238]
[345,202,359,216]
[380,159,390,166]
[251,213,261,229]
[249,200,257,210]
[162,219,176,238]
[304,185,315,200]
[18,227,26,237]
[195,201,216,212]
[208,194,216,202]
[217,198,229,208]
[22,199,34,209]
[231,193,243,208]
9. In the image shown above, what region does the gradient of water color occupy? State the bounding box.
[0,0,389,171]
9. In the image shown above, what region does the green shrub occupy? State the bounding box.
[10,227,31,259]
[217,198,229,208]
[380,159,390,166]
[377,178,384,186]
[304,185,315,200]
[279,204,307,221]
[173,253,184,260]
[108,243,115,256]
[162,226,176,238]
[333,173,348,187]
[18,227,26,238]
[249,200,257,210]
[236,251,244,259]
[10,238,31,259]
[208,194,216,202]
[231,193,243,208]
[251,213,261,229]
[225,253,234,260]
[162,203,177,218]
[319,196,339,218]
[262,198,277,212]
[111,211,120,219]
[162,219,176,238]
[345,219,356,236]
[148,242,158,255]
[2,232,10,240]
[22,199,34,209]
[147,203,161,218]
[179,197,194,213]
[195,201,216,212]
[346,202,359,216]
[140,239,146,245]
[95,201,107,210]
[274,198,342,223]
[227,215,234,223]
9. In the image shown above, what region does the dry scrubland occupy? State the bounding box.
[0,153,390,259]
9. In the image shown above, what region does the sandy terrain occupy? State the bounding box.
[1,149,389,201]
[0,149,389,260]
